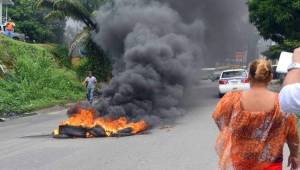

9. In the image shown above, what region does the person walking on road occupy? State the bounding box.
[213,59,299,170]
[280,47,300,113]
[83,71,97,104]
[4,19,15,38]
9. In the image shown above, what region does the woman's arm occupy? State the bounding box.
[286,114,299,170]
[286,114,299,157]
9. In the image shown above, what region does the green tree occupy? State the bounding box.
[80,0,108,12]
[36,0,112,80]
[36,0,99,31]
[248,0,300,59]
[36,0,102,53]
[9,0,65,43]
[77,39,112,80]
[248,0,300,43]
[263,40,300,60]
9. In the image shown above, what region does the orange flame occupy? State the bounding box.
[54,107,147,137]
[94,117,147,136]
[62,108,95,128]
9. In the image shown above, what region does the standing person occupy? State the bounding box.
[83,71,97,104]
[213,59,299,170]
[4,19,15,38]
[280,47,300,113]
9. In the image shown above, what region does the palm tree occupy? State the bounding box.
[35,0,98,31]
[35,0,105,55]
[36,0,112,80]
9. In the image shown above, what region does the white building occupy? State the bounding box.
[0,0,14,25]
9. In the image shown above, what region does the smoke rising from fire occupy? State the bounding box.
[161,0,258,64]
[91,0,257,122]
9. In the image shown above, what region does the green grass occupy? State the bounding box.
[0,35,85,114]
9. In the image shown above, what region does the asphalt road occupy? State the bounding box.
[0,81,290,170]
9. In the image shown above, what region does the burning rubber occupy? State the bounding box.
[53,105,148,138]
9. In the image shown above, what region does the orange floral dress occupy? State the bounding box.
[212,92,299,170]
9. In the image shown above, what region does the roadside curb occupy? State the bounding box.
[32,105,68,115]
[30,102,81,115]
[0,102,80,122]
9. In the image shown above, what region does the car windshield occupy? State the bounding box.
[222,71,247,78]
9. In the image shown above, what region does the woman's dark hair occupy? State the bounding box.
[249,59,272,83]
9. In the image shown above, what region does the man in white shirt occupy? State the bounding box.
[279,48,300,113]
[279,48,300,170]
[83,71,97,104]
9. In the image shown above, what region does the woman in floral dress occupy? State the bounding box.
[213,59,299,170]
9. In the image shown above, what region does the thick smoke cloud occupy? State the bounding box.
[92,0,204,121]
[162,0,258,64]
[91,0,257,122]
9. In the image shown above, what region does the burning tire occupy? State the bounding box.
[55,125,87,138]
[52,106,148,138]
[88,126,107,137]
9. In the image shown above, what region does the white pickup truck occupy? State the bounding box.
[0,24,26,41]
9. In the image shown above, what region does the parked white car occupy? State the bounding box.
[218,69,250,97]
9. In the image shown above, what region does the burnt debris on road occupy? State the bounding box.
[53,104,148,138]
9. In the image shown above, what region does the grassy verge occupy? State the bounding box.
[0,35,84,115]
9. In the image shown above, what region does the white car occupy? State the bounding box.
[218,69,250,97]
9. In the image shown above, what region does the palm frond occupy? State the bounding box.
[69,28,91,56]
[35,0,55,9]
[37,0,97,30]
[44,10,65,20]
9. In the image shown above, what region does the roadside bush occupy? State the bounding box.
[43,40,112,82]
[50,45,72,68]
[76,39,112,81]
[0,36,84,114]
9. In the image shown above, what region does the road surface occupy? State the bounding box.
[0,81,290,170]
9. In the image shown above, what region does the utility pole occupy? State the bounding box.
[5,3,7,23]
[0,0,14,25]
[0,0,3,25]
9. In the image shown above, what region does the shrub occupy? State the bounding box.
[0,36,84,114]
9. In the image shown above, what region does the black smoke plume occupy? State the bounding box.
[161,0,258,64]
[91,0,257,122]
